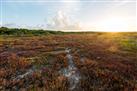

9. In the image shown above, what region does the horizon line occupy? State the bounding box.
[0,26,136,32]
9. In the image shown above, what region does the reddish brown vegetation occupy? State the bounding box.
[0,33,137,91]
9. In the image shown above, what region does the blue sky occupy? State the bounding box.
[0,0,136,31]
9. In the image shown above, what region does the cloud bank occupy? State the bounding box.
[2,11,82,31]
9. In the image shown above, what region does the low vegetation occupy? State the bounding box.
[0,27,137,91]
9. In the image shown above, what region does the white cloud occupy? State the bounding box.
[46,11,82,30]
[45,0,82,30]
[2,23,46,30]
[2,23,19,28]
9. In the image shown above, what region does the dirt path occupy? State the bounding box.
[60,48,81,90]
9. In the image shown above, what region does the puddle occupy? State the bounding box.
[60,48,81,90]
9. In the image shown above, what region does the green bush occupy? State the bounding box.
[0,27,65,36]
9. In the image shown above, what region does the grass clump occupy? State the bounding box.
[120,39,137,52]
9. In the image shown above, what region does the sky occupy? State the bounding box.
[0,0,136,32]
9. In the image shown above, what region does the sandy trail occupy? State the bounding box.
[60,48,81,90]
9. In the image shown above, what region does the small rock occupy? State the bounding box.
[97,57,101,59]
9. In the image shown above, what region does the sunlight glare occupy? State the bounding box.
[100,17,129,32]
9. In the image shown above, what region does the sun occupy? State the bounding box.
[99,17,129,32]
